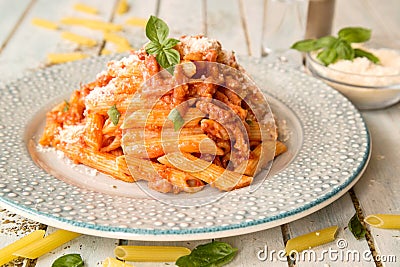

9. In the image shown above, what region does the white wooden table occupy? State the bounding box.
[0,0,399,266]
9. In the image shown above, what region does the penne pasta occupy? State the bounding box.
[31,18,58,30]
[84,113,105,151]
[116,0,129,15]
[364,214,400,229]
[61,17,122,32]
[47,52,88,64]
[158,152,253,191]
[123,134,224,158]
[125,17,147,27]
[114,245,191,262]
[285,226,338,255]
[61,32,97,47]
[0,230,45,265]
[73,3,99,14]
[13,229,81,259]
[103,257,135,267]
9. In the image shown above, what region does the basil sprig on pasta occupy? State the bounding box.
[145,15,180,74]
[291,27,380,66]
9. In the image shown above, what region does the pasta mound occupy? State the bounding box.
[40,35,286,194]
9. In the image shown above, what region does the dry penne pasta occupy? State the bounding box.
[61,17,122,32]
[285,226,339,255]
[116,0,129,15]
[0,230,45,265]
[103,257,135,267]
[47,52,88,64]
[114,245,191,262]
[364,214,400,229]
[31,18,58,30]
[13,230,81,259]
[125,17,147,27]
[73,3,98,14]
[61,31,97,46]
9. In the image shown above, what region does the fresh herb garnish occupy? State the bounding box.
[63,100,70,112]
[168,108,185,131]
[348,213,366,240]
[52,253,84,267]
[145,15,180,74]
[107,104,120,125]
[176,241,238,267]
[291,27,380,66]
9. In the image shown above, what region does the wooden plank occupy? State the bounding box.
[34,226,117,266]
[206,0,248,56]
[0,0,32,50]
[0,0,116,81]
[354,107,400,267]
[288,194,374,266]
[239,0,263,57]
[158,0,204,38]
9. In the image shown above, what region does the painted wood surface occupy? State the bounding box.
[0,0,399,266]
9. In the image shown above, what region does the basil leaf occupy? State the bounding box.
[291,39,318,52]
[52,254,84,267]
[168,108,185,131]
[63,100,70,112]
[162,38,180,49]
[176,241,238,267]
[348,213,366,240]
[156,48,180,74]
[338,27,371,43]
[145,41,162,55]
[354,48,380,64]
[315,36,337,49]
[335,39,355,60]
[317,47,338,66]
[145,15,169,43]
[107,105,121,126]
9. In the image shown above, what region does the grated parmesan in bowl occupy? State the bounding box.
[306,42,400,110]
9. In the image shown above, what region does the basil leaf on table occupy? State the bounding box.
[354,48,381,64]
[348,213,366,240]
[175,241,238,267]
[338,27,371,43]
[52,253,84,267]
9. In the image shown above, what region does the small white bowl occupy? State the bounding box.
[305,44,400,110]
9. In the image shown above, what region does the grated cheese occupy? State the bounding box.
[58,124,85,144]
[31,18,58,30]
[61,31,97,47]
[179,35,221,55]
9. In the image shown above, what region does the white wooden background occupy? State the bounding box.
[0,0,399,266]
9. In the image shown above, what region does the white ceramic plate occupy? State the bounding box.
[0,56,370,241]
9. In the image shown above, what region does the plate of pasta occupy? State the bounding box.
[0,34,370,241]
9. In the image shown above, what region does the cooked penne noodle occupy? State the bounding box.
[124,155,204,190]
[114,245,191,262]
[31,18,58,30]
[73,3,98,14]
[0,230,45,265]
[61,17,122,32]
[364,214,400,229]
[122,108,204,130]
[13,230,81,259]
[158,152,253,190]
[248,121,277,141]
[275,141,288,157]
[85,94,133,115]
[61,32,97,47]
[47,52,88,64]
[103,257,135,267]
[123,134,223,158]
[84,113,105,150]
[285,226,339,255]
